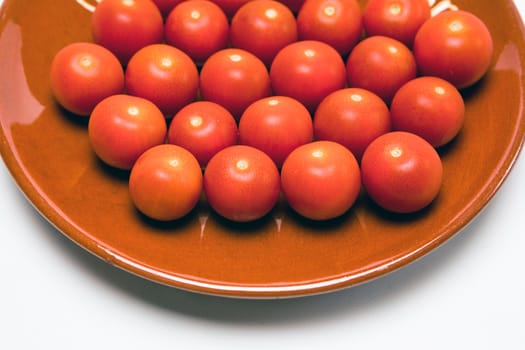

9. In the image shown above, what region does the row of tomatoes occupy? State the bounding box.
[49,0,493,222]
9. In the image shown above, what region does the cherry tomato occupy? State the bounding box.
[211,0,253,18]
[281,140,361,221]
[270,40,347,113]
[165,0,229,64]
[88,94,167,170]
[200,48,271,120]
[390,76,465,147]
[313,88,391,161]
[49,42,124,116]
[230,0,298,67]
[129,144,203,221]
[125,44,199,116]
[363,0,430,47]
[91,0,164,65]
[151,0,186,17]
[204,145,281,222]
[361,131,443,213]
[413,10,493,88]
[167,101,239,167]
[239,96,313,168]
[346,35,417,104]
[296,0,363,56]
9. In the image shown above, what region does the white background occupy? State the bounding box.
[1,2,524,350]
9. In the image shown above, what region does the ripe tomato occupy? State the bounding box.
[390,76,465,147]
[49,42,124,116]
[203,145,281,222]
[88,94,167,170]
[346,35,417,104]
[413,10,493,88]
[361,131,443,213]
[296,0,363,56]
[362,0,430,47]
[281,141,361,221]
[129,144,203,221]
[151,0,186,17]
[211,0,253,18]
[125,44,199,116]
[239,96,313,168]
[167,101,239,167]
[165,0,229,64]
[200,48,271,120]
[270,40,347,113]
[91,0,164,65]
[230,0,298,67]
[313,88,391,161]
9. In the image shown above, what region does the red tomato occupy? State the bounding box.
[151,0,186,17]
[203,145,281,222]
[346,35,417,104]
[413,10,493,88]
[165,0,229,64]
[200,48,271,120]
[239,96,313,168]
[129,144,203,221]
[361,131,443,213]
[296,0,363,56]
[230,0,298,67]
[91,0,164,65]
[88,94,167,170]
[210,0,253,18]
[313,88,391,161]
[363,0,430,47]
[167,101,239,167]
[49,42,124,116]
[390,76,465,147]
[125,44,199,116]
[281,141,361,221]
[270,40,347,113]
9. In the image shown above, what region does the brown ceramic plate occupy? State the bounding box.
[1,0,524,298]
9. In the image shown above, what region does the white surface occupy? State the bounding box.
[2,3,525,350]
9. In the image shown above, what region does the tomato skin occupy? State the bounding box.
[125,44,199,116]
[91,0,164,65]
[390,76,465,147]
[239,96,313,168]
[167,101,239,167]
[165,0,229,64]
[361,131,443,213]
[270,40,347,113]
[363,0,430,47]
[296,0,363,56]
[88,94,167,170]
[203,145,281,222]
[346,35,417,104]
[230,0,298,67]
[200,48,271,120]
[49,42,124,116]
[313,88,391,161]
[151,0,186,17]
[129,144,203,221]
[281,141,361,221]
[413,10,493,89]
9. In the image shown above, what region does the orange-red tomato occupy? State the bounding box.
[313,88,391,161]
[88,94,167,170]
[91,0,164,65]
[204,145,281,222]
[125,44,199,116]
[390,76,465,147]
[239,96,313,168]
[361,131,443,213]
[167,101,239,167]
[165,0,229,64]
[281,141,361,220]
[129,144,203,221]
[49,42,124,116]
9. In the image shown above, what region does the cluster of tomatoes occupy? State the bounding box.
[49,0,493,223]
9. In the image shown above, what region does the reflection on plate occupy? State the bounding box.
[0,0,524,298]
